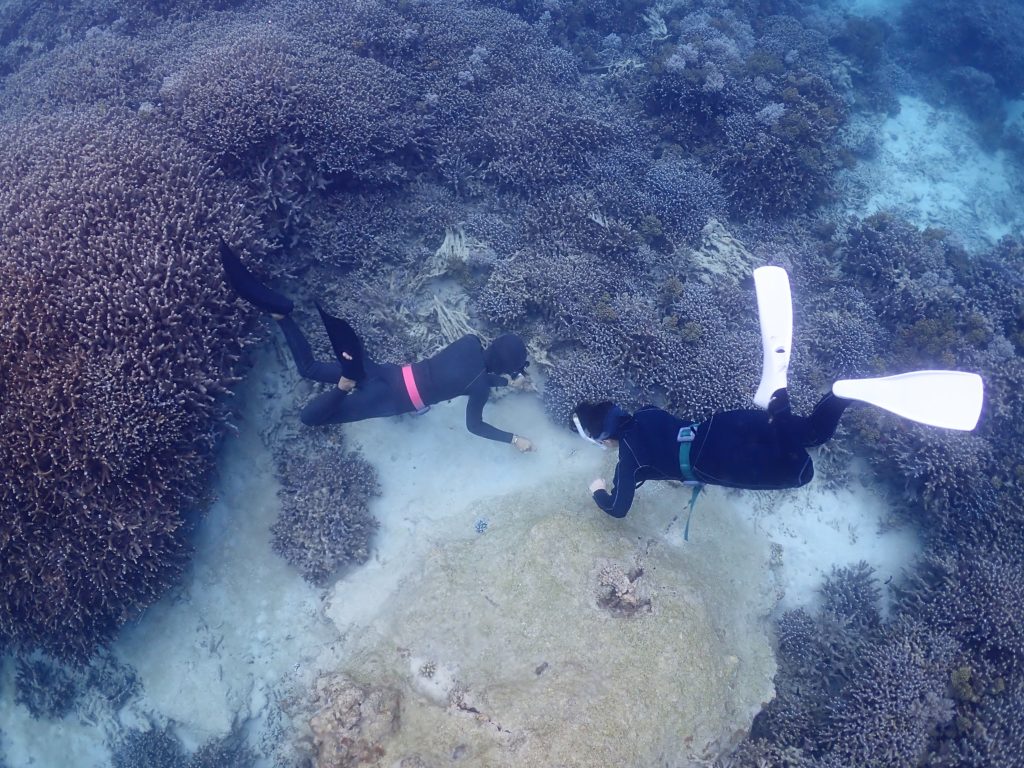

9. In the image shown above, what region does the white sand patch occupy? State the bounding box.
[839,95,1024,250]
[729,463,919,613]
[324,385,606,636]
[113,350,342,750]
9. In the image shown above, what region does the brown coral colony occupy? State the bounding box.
[0,109,261,660]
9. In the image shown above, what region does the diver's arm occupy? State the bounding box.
[464,379,515,443]
[593,453,637,518]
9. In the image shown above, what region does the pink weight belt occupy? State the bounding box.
[401,364,428,413]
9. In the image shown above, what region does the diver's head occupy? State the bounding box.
[572,401,632,448]
[484,334,529,378]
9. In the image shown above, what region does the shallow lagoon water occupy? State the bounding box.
[1,0,1022,765]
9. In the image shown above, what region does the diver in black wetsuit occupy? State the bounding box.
[221,244,535,451]
[572,263,984,520]
[277,314,533,448]
[573,390,851,518]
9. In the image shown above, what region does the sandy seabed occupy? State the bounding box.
[0,343,920,767]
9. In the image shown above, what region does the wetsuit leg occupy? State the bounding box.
[691,407,814,489]
[799,393,852,447]
[300,362,408,426]
[771,390,852,448]
[277,316,344,384]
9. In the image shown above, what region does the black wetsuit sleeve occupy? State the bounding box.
[593,444,638,518]
[464,375,514,443]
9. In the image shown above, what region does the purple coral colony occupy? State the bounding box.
[0,0,1021,765]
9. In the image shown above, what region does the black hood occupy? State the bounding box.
[575,402,633,440]
[484,334,528,377]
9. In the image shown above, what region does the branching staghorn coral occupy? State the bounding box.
[0,108,264,659]
[270,428,380,586]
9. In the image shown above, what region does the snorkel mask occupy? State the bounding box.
[573,404,630,449]
[573,414,606,449]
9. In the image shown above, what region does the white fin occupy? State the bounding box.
[833,371,984,431]
[752,266,793,408]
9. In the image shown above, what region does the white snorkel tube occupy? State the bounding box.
[573,414,607,449]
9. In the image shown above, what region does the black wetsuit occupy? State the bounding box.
[278,317,514,442]
[592,393,850,517]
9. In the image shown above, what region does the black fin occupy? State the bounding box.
[315,302,366,381]
[219,242,294,315]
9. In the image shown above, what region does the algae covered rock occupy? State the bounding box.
[312,482,777,767]
[305,674,400,768]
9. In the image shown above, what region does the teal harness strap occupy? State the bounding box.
[678,424,704,542]
[682,485,703,541]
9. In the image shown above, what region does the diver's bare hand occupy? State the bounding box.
[507,375,532,391]
[338,375,357,392]
[511,435,534,452]
[589,478,607,493]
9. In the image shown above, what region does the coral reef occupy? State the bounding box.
[820,621,956,767]
[540,347,637,426]
[596,562,651,616]
[0,0,1021,761]
[111,728,186,768]
[901,0,1024,97]
[640,156,727,246]
[156,14,419,243]
[475,84,618,192]
[13,655,79,721]
[0,109,262,659]
[270,429,380,586]
[0,29,163,118]
[303,673,400,768]
[717,71,845,216]
[642,8,848,218]
[477,244,617,328]
[160,27,308,163]
[186,731,258,768]
[109,726,256,768]
[313,499,775,765]
[743,567,958,768]
[11,647,139,724]
[899,549,1024,683]
[837,214,952,324]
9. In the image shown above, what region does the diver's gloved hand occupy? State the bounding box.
[511,435,534,452]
